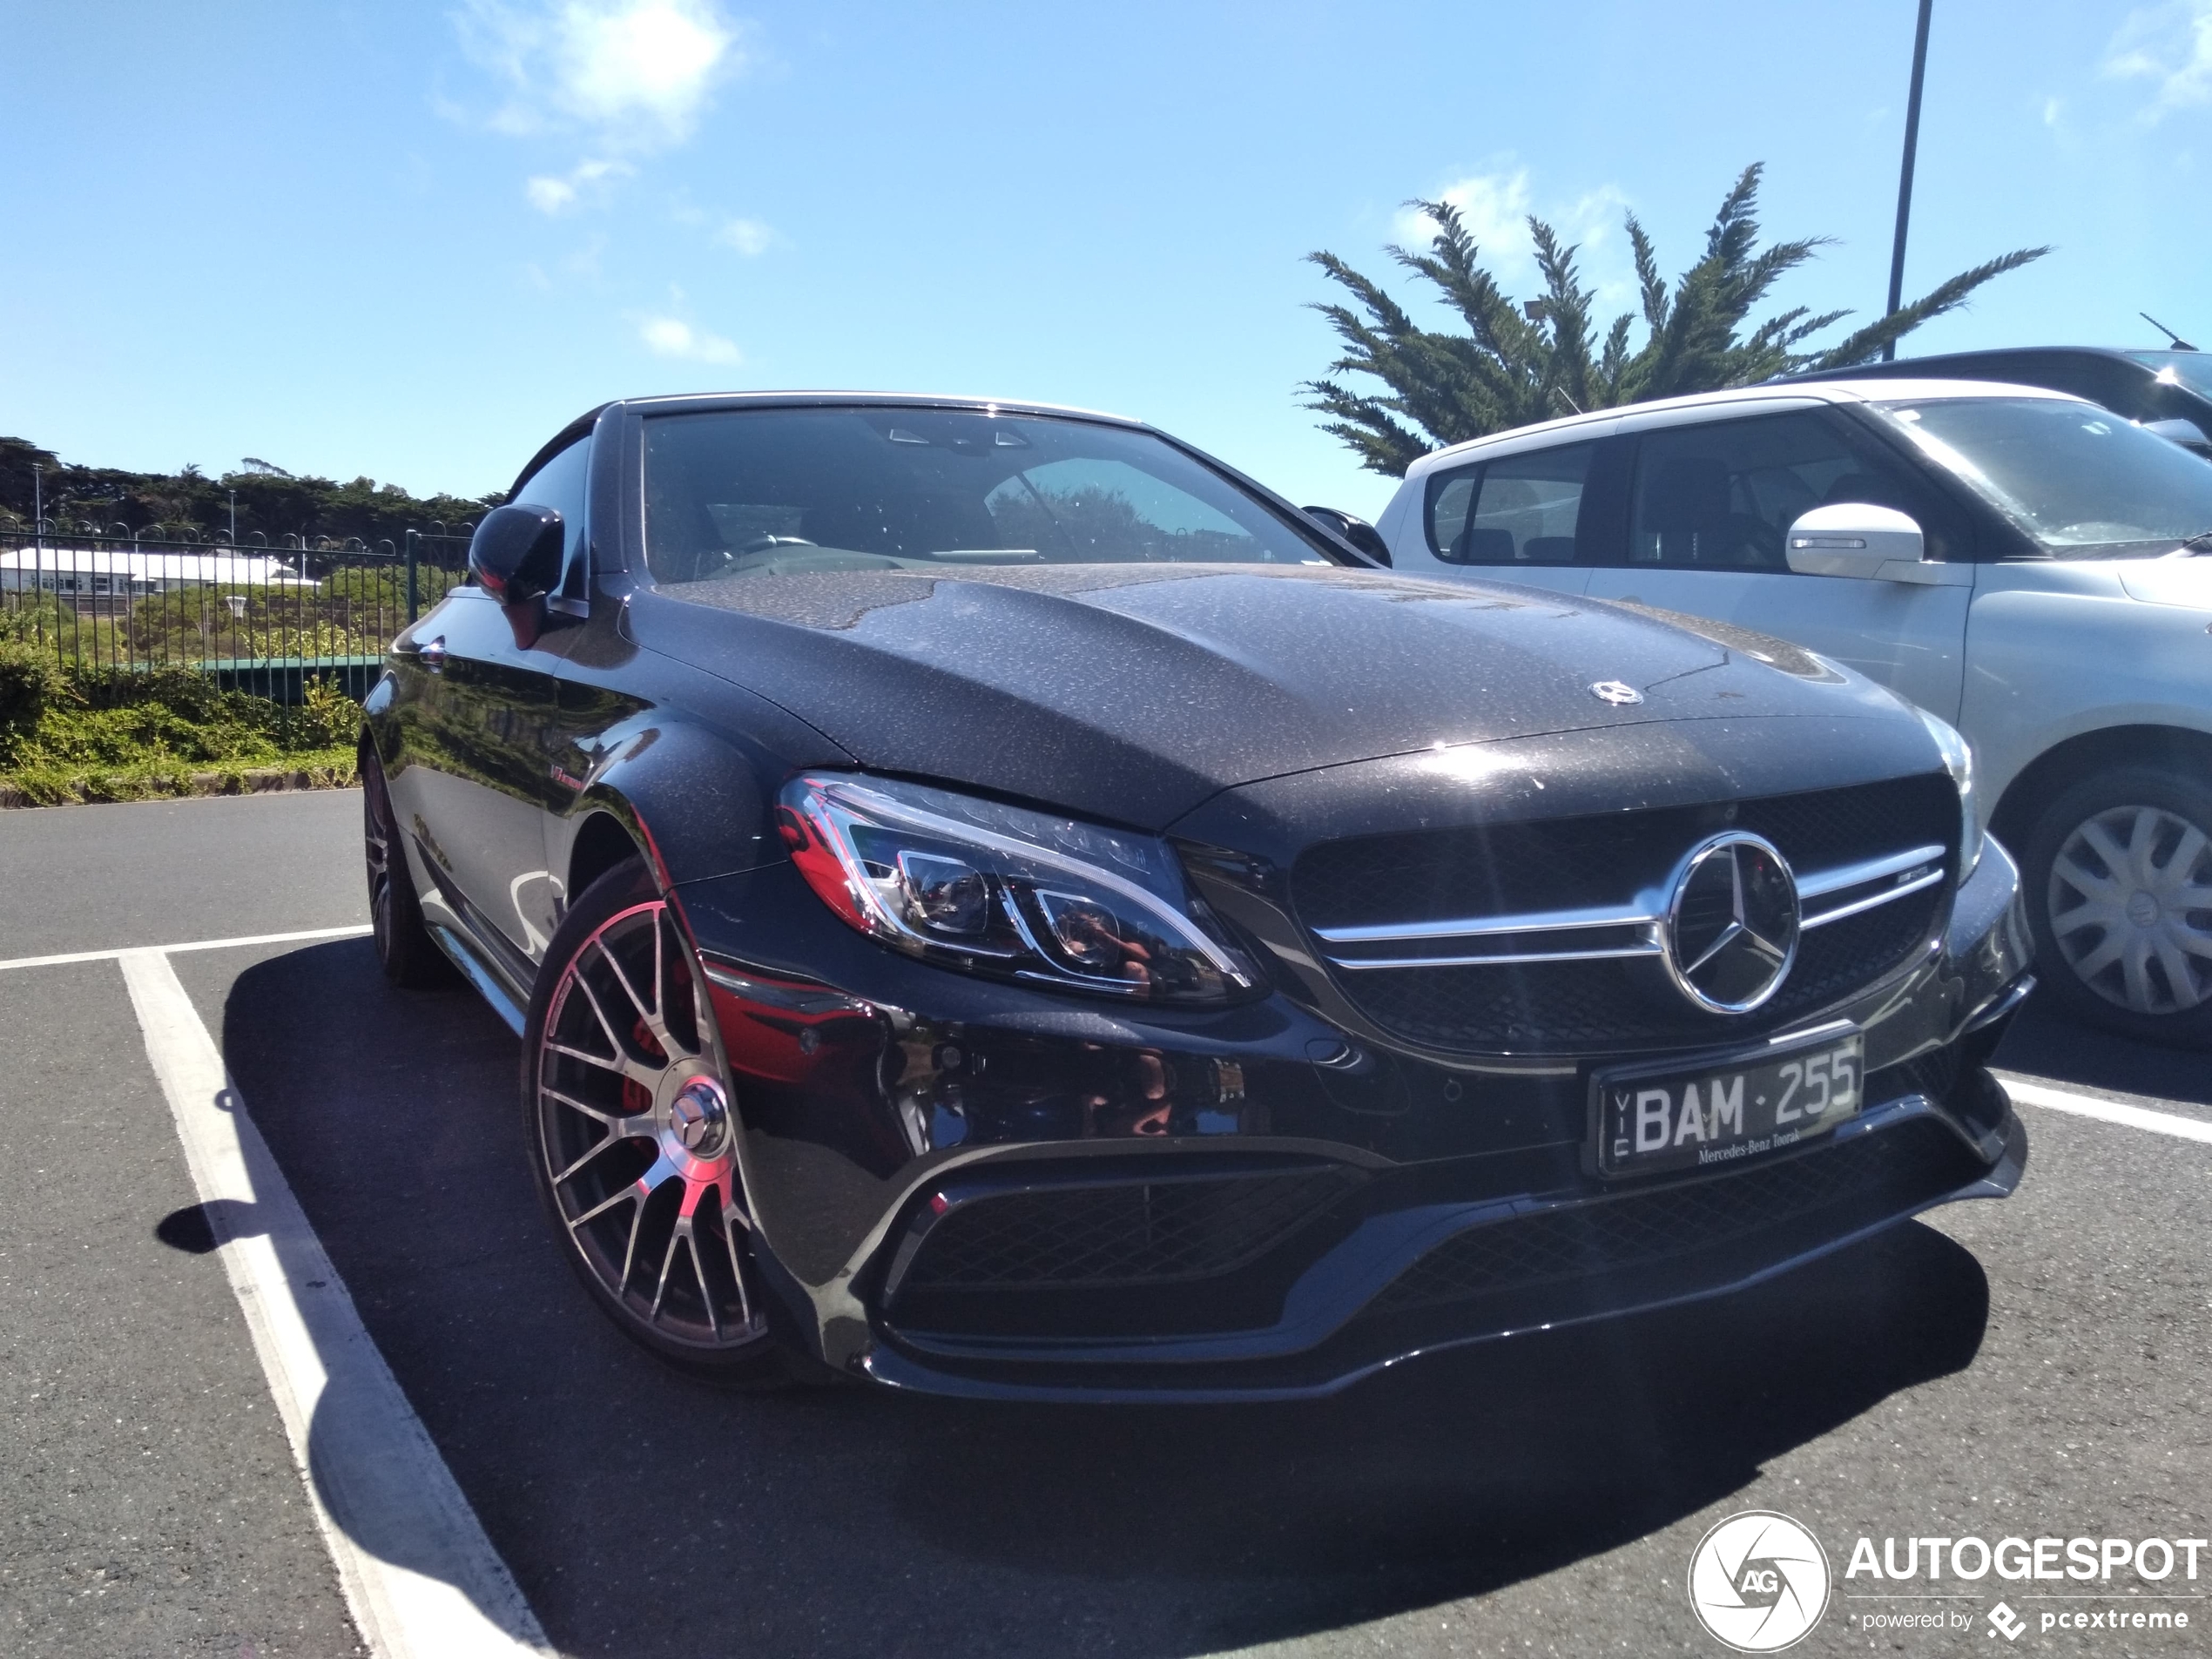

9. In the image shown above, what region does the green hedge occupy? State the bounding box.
[0,662,362,806]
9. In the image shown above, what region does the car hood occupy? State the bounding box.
[631,564,1907,829]
[2117,556,2212,609]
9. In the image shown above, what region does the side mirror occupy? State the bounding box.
[469,504,565,607]
[1785,503,1929,582]
[1301,505,1391,566]
[2139,417,2212,458]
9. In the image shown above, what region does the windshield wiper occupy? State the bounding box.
[2181,528,2212,554]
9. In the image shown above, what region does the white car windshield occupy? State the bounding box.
[1872,395,2212,558]
[640,408,1339,584]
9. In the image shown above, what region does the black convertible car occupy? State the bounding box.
[361,393,2032,1399]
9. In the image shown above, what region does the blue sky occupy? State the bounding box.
[2,1,2206,517]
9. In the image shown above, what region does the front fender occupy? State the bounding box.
[550,716,792,898]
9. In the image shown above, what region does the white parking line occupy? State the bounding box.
[0,922,374,974]
[118,948,550,1659]
[2000,1074,2212,1146]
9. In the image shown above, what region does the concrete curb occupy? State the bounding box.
[0,764,357,809]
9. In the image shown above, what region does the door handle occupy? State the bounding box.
[417,635,448,671]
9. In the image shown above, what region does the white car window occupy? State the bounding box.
[1426,442,1595,565]
[1627,412,1955,569]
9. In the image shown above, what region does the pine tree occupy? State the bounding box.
[1304,164,2048,476]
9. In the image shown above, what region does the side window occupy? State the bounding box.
[509,437,591,593]
[1426,442,1595,563]
[1627,411,1966,570]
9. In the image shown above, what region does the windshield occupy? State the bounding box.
[1871,395,2212,558]
[641,408,1338,584]
[2125,351,2212,400]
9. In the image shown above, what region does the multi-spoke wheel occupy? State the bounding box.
[361,746,454,988]
[2024,765,2212,1047]
[524,858,797,1382]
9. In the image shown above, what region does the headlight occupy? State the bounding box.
[1916,708,1983,876]
[777,773,1263,1006]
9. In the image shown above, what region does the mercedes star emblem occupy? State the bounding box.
[1589,679,1643,705]
[669,1078,730,1155]
[1663,832,1800,1014]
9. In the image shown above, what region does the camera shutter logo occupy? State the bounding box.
[1686,1510,1831,1652]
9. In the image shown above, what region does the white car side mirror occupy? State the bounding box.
[1786,503,1932,582]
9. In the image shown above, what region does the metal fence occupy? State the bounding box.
[0,524,476,703]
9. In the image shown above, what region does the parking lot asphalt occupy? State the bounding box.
[2,791,2208,1658]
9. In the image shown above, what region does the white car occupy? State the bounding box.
[1366,378,2212,1047]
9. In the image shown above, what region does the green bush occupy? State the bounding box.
[2,663,364,779]
[0,639,60,735]
[287,674,362,749]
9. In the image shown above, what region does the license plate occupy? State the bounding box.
[1591,1029,1865,1177]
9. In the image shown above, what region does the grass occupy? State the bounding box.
[0,663,362,807]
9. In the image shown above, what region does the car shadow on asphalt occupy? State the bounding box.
[214,939,1991,1659]
[1993,992,2212,1109]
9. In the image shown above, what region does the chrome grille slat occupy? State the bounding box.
[1313,900,1658,945]
[1796,843,1946,900]
[1800,865,1946,930]
[1320,845,1946,968]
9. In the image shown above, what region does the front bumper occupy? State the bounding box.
[674,838,2033,1402]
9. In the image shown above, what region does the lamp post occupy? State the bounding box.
[229,488,238,544]
[1883,0,1935,362]
[30,462,41,550]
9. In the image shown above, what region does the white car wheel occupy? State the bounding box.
[2025,765,2212,1047]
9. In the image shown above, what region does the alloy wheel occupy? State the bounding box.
[363,764,398,961]
[2048,802,2212,1015]
[536,897,765,1349]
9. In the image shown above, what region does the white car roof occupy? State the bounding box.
[1405,376,2084,480]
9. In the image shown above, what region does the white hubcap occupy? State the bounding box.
[2049,803,2212,1015]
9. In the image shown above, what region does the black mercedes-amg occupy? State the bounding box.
[360,392,2032,1399]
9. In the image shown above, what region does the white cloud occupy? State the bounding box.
[2105,0,2212,117]
[1396,165,1630,299]
[523,156,631,214]
[1396,168,1532,266]
[460,0,744,149]
[716,216,773,255]
[525,174,577,212]
[638,315,742,364]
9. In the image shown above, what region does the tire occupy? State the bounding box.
[362,748,457,989]
[522,857,805,1386]
[2020,764,2212,1048]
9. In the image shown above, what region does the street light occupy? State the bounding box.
[1883,0,1935,362]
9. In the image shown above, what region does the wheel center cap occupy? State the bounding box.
[2128,890,2161,927]
[668,1078,729,1155]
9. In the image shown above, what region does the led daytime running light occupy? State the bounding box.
[779,774,1259,1005]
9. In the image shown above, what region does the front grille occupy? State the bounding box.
[1868,1042,1962,1106]
[1366,1120,1964,1316]
[1295,774,1955,1054]
[900,1167,1358,1291]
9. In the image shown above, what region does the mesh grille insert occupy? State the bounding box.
[1367,1123,1955,1315]
[901,1168,1358,1291]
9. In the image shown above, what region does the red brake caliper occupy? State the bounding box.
[622,1017,664,1116]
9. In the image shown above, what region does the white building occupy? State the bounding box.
[0,544,315,596]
